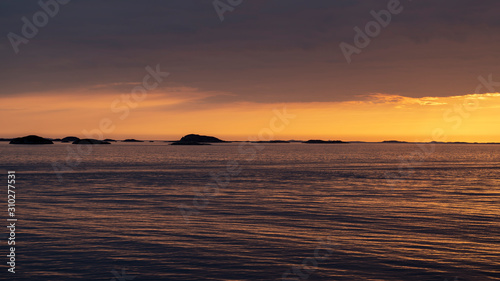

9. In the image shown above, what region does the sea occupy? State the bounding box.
[0,142,499,281]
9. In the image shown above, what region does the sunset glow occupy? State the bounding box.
[3,1,500,280]
[2,89,499,142]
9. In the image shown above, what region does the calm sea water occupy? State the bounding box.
[0,142,499,281]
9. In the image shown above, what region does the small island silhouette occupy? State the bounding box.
[10,135,53,145]
[122,139,144,142]
[73,139,111,145]
[5,134,500,145]
[61,136,80,143]
[170,134,226,145]
[304,140,348,144]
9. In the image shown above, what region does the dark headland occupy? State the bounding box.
[4,134,500,145]
[72,139,111,145]
[61,136,80,143]
[304,140,348,144]
[382,140,408,144]
[122,139,144,142]
[170,134,226,145]
[9,135,53,145]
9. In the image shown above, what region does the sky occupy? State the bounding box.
[1,0,500,141]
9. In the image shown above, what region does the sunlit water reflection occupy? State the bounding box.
[0,143,499,280]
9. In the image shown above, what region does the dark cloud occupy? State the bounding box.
[1,0,500,102]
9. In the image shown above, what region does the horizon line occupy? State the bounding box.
[2,134,500,144]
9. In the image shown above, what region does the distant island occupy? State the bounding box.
[382,140,408,143]
[170,141,211,146]
[170,134,226,145]
[4,134,500,145]
[10,135,53,145]
[122,139,144,142]
[61,136,80,143]
[180,134,225,143]
[73,139,111,145]
[303,140,348,144]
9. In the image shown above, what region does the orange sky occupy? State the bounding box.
[2,88,499,142]
[3,2,500,142]
[3,1,500,142]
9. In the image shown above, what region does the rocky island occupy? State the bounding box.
[170,141,211,145]
[61,136,80,143]
[72,139,111,145]
[382,140,408,144]
[9,135,54,145]
[170,134,225,145]
[303,140,348,144]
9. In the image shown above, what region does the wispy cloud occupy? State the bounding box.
[350,92,500,109]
